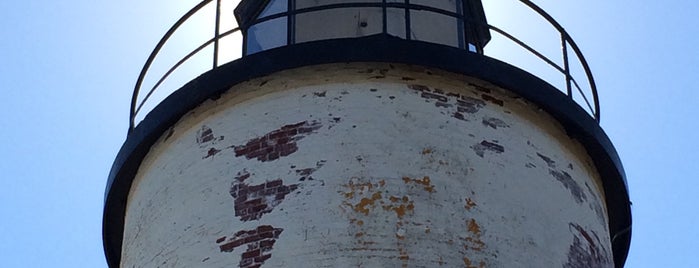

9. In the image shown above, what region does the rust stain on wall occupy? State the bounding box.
[338,177,441,265]
[463,219,485,252]
[383,195,415,219]
[564,223,612,268]
[463,257,486,268]
[233,121,322,162]
[217,225,284,268]
[402,176,436,193]
[464,197,477,211]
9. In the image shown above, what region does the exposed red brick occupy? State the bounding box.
[233,121,322,162]
[456,97,486,114]
[447,92,461,98]
[453,112,466,121]
[217,226,283,268]
[472,140,505,158]
[435,101,452,108]
[482,117,510,129]
[550,169,586,204]
[481,94,504,106]
[564,223,611,268]
[231,178,299,221]
[408,84,430,92]
[265,180,283,188]
[259,240,274,250]
[197,126,214,144]
[203,147,221,159]
[420,92,448,102]
[242,248,260,259]
[255,254,272,263]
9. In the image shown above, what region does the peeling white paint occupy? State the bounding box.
[122,63,612,267]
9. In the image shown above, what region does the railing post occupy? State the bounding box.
[561,33,572,97]
[382,0,388,34]
[405,0,411,40]
[214,0,221,69]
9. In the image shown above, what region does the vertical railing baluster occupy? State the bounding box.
[214,0,221,69]
[382,0,387,34]
[561,33,572,98]
[405,0,411,40]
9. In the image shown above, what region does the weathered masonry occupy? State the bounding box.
[103,1,631,267]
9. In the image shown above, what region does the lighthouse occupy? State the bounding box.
[103,0,631,267]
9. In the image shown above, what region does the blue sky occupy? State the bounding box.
[0,0,696,266]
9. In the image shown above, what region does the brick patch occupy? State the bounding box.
[472,140,505,157]
[196,125,223,147]
[233,121,322,162]
[230,179,298,221]
[565,223,611,268]
[217,225,284,268]
[408,84,489,122]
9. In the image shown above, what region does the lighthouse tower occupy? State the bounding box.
[103,0,631,267]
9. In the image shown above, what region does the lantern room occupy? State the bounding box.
[234,0,491,55]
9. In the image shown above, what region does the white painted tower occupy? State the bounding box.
[104,1,631,267]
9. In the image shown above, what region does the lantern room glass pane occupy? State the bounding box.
[386,8,406,38]
[246,17,287,55]
[295,7,383,43]
[410,9,463,48]
[258,0,288,18]
[296,0,381,9]
[411,0,460,13]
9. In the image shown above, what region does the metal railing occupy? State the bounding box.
[129,0,601,133]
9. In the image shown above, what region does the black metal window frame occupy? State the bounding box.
[240,1,487,55]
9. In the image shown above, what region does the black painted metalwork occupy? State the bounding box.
[129,0,603,133]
